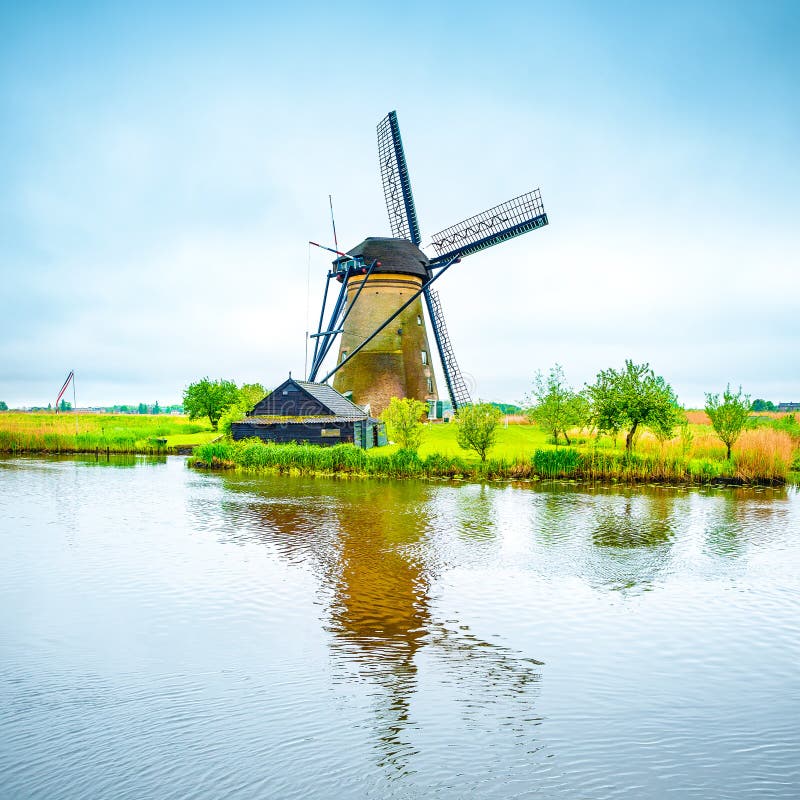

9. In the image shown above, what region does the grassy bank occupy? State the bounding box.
[4,411,796,485]
[191,426,796,486]
[0,412,216,454]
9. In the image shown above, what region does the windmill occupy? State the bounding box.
[307,111,548,416]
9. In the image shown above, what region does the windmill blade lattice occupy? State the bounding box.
[424,288,471,409]
[377,111,421,245]
[429,189,547,263]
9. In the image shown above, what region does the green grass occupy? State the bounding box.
[380,421,551,461]
[5,411,796,486]
[164,432,220,447]
[0,412,214,454]
[191,432,791,486]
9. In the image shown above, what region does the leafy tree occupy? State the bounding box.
[456,402,502,461]
[153,401,161,414]
[217,384,269,438]
[381,397,428,451]
[586,360,679,452]
[0,401,8,411]
[183,378,240,430]
[138,402,148,414]
[751,398,775,412]
[651,404,686,447]
[525,364,588,445]
[60,399,72,411]
[705,384,751,460]
[238,383,267,412]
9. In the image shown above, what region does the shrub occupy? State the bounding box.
[532,448,580,478]
[381,397,428,451]
[456,403,502,461]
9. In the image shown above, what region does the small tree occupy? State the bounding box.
[153,401,161,414]
[183,377,240,430]
[456,402,502,462]
[525,364,587,445]
[218,384,269,438]
[0,401,8,411]
[381,397,428,451]
[652,405,685,448]
[586,360,678,452]
[138,402,148,414]
[705,384,751,460]
[238,383,267,412]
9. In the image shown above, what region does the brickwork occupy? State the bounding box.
[333,273,438,416]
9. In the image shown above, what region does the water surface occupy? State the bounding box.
[1,456,799,798]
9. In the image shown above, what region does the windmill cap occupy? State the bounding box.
[337,237,429,278]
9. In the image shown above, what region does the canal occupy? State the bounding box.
[1,456,798,798]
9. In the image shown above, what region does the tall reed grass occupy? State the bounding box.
[192,436,790,485]
[733,429,793,483]
[0,412,210,454]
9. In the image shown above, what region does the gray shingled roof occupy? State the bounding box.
[340,237,429,278]
[294,380,369,417]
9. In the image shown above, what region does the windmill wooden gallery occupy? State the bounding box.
[232,111,549,448]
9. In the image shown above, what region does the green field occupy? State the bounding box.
[2,410,797,485]
[393,422,551,461]
[0,412,216,453]
[192,415,799,486]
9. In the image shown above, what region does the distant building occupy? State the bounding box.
[777,402,800,412]
[231,377,387,448]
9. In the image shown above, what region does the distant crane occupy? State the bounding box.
[55,370,78,434]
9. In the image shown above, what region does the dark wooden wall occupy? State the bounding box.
[232,421,355,446]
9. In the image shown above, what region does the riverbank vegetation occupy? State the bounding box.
[191,417,798,485]
[0,412,216,453]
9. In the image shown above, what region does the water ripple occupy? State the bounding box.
[1,458,798,798]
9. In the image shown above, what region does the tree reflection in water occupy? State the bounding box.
[703,486,792,557]
[213,475,543,777]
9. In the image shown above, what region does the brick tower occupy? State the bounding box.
[332,238,437,416]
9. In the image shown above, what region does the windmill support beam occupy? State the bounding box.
[309,328,343,339]
[310,276,349,380]
[319,255,460,385]
[309,258,379,380]
[312,273,333,366]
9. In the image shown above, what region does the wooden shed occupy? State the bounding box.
[231,377,387,449]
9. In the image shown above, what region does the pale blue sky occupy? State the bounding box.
[1,1,798,407]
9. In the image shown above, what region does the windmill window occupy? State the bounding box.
[427,378,433,393]
[421,350,428,365]
[416,315,421,326]
[341,351,348,363]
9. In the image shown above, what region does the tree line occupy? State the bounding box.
[180,363,766,466]
[525,361,752,459]
[183,378,267,431]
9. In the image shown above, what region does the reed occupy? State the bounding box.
[190,436,789,485]
[733,429,793,483]
[532,448,581,478]
[0,412,212,453]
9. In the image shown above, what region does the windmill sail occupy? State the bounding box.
[429,189,547,263]
[424,288,471,409]
[377,111,421,245]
